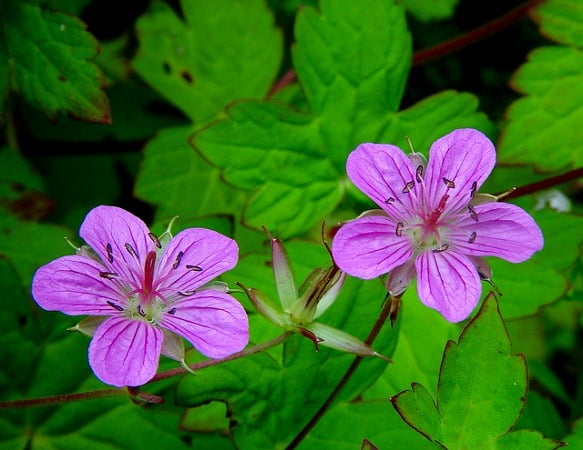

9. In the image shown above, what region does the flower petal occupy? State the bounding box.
[32,255,123,316]
[332,215,413,279]
[386,259,416,296]
[159,290,249,359]
[449,202,544,263]
[88,317,163,387]
[155,228,238,295]
[346,143,418,218]
[80,205,154,288]
[415,251,482,323]
[424,129,496,215]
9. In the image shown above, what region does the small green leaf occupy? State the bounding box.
[401,0,460,22]
[2,0,110,122]
[564,419,583,447]
[392,295,561,449]
[531,0,583,47]
[133,0,282,123]
[498,46,583,170]
[496,430,565,450]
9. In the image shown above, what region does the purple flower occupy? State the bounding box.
[332,129,543,322]
[32,205,249,387]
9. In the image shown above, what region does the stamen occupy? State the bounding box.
[99,271,118,279]
[186,264,203,272]
[395,221,404,237]
[106,300,124,312]
[468,205,479,222]
[415,165,423,183]
[402,181,415,193]
[178,290,196,296]
[442,177,455,189]
[167,308,177,315]
[106,243,114,263]
[432,244,449,253]
[148,232,162,249]
[385,197,395,204]
[172,251,184,269]
[470,181,477,198]
[469,232,477,243]
[125,243,138,259]
[138,305,147,317]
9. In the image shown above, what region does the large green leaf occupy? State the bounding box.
[498,46,583,170]
[531,0,583,48]
[1,0,110,122]
[391,296,563,449]
[133,0,282,123]
[195,0,492,237]
[176,241,398,448]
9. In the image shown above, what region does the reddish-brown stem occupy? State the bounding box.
[0,388,127,409]
[412,0,544,66]
[502,167,583,201]
[268,0,543,95]
[149,331,293,383]
[286,293,397,450]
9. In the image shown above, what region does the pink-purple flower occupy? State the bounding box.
[332,129,544,322]
[32,205,249,387]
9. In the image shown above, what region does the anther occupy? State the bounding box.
[186,264,203,272]
[148,232,161,249]
[470,181,477,198]
[468,205,479,222]
[385,197,395,204]
[138,305,146,317]
[125,243,138,259]
[395,221,404,237]
[432,244,449,253]
[442,177,455,189]
[469,232,477,243]
[106,300,124,312]
[415,165,423,183]
[402,181,415,194]
[106,243,114,263]
[99,271,118,279]
[172,251,184,269]
[178,290,196,296]
[167,308,177,315]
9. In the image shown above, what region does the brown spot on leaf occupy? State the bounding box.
[58,74,67,82]
[1,190,55,221]
[180,70,193,84]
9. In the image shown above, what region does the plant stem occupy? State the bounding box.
[412,0,544,66]
[501,167,583,201]
[149,331,293,383]
[0,388,127,409]
[286,293,397,450]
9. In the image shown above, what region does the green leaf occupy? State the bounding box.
[135,125,247,219]
[1,0,110,122]
[196,0,492,237]
[564,419,583,447]
[392,295,562,449]
[498,46,583,170]
[133,0,282,123]
[301,400,438,450]
[401,0,460,22]
[176,241,398,448]
[531,0,583,47]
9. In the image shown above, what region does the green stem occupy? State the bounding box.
[148,331,293,383]
[286,293,397,450]
[0,388,127,409]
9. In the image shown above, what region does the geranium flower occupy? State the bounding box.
[32,205,249,387]
[332,129,543,322]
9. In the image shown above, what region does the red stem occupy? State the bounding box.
[502,167,583,201]
[0,389,127,409]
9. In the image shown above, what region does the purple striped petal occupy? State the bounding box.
[32,255,122,316]
[450,202,544,263]
[424,129,496,216]
[88,317,163,387]
[80,205,154,289]
[155,228,238,295]
[415,251,482,323]
[346,143,418,218]
[332,215,413,279]
[159,290,249,359]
